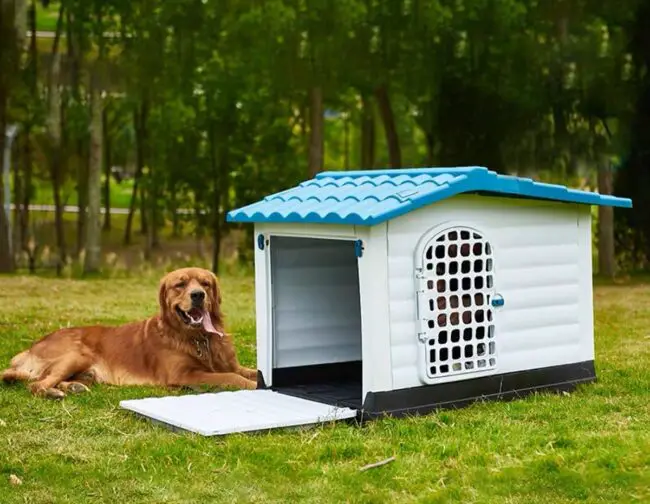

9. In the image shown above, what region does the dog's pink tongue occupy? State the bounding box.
[201,310,222,337]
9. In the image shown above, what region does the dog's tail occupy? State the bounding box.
[1,351,36,383]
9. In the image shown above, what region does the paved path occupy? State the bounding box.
[6,203,196,215]
[28,30,121,39]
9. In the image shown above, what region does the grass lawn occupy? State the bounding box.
[0,273,648,503]
[25,178,135,210]
[34,2,61,33]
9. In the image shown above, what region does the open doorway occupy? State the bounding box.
[268,236,363,409]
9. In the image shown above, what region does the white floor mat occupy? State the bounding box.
[119,389,358,436]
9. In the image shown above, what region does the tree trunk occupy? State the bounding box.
[0,0,22,273]
[425,131,435,166]
[47,4,66,275]
[139,182,148,235]
[76,140,88,256]
[19,0,37,269]
[0,106,11,273]
[151,182,160,248]
[135,101,149,237]
[308,86,324,177]
[194,204,205,259]
[19,128,31,261]
[374,84,401,168]
[211,192,222,274]
[28,0,36,78]
[102,105,111,231]
[126,102,148,245]
[360,94,375,169]
[552,15,569,165]
[12,133,22,254]
[143,181,155,260]
[170,184,180,238]
[51,151,66,275]
[343,113,350,170]
[135,103,151,236]
[124,169,140,245]
[598,155,615,278]
[67,10,87,258]
[84,76,103,274]
[133,103,153,260]
[13,0,27,49]
[209,145,221,273]
[208,121,226,274]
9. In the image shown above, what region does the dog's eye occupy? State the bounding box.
[200,281,211,288]
[175,282,186,289]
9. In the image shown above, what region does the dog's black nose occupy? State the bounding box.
[190,290,205,305]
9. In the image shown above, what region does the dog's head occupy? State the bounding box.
[158,267,224,336]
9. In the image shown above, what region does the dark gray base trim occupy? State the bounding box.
[257,370,267,389]
[271,361,361,388]
[360,360,596,420]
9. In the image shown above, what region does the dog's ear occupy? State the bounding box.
[210,271,222,306]
[208,271,224,330]
[158,279,168,315]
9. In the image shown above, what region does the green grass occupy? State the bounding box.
[34,2,62,33]
[25,178,135,209]
[0,274,649,503]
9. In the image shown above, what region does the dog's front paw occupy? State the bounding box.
[29,383,65,400]
[243,379,258,390]
[64,382,90,394]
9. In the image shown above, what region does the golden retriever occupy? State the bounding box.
[1,267,258,399]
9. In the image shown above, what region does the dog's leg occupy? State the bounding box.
[69,371,96,386]
[29,355,91,399]
[174,371,257,390]
[30,386,66,400]
[57,381,90,394]
[236,366,259,381]
[1,368,31,384]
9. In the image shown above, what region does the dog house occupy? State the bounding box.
[120,166,632,436]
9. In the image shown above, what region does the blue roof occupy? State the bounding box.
[226,166,632,226]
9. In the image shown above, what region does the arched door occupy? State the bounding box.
[416,226,498,381]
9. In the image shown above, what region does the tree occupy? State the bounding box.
[84,0,109,274]
[46,3,68,275]
[15,0,41,273]
[0,0,28,273]
[614,0,650,268]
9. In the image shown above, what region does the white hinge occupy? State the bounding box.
[414,268,429,342]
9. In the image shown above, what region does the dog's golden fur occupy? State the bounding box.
[1,267,258,399]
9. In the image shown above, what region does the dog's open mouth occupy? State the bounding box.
[176,306,204,327]
[175,306,222,336]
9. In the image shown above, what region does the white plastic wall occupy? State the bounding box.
[387,194,594,390]
[355,223,393,397]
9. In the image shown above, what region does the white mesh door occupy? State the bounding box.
[416,227,497,379]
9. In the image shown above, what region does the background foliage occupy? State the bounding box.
[0,0,648,276]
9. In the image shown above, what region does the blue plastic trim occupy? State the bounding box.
[226,166,633,226]
[354,239,364,258]
[257,234,265,251]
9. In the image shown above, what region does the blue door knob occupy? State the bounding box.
[491,294,504,307]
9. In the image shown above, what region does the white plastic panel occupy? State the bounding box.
[356,223,394,396]
[387,195,591,390]
[119,390,357,436]
[270,236,362,368]
[576,208,595,361]
[254,225,273,386]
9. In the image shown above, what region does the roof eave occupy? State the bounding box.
[225,170,633,225]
